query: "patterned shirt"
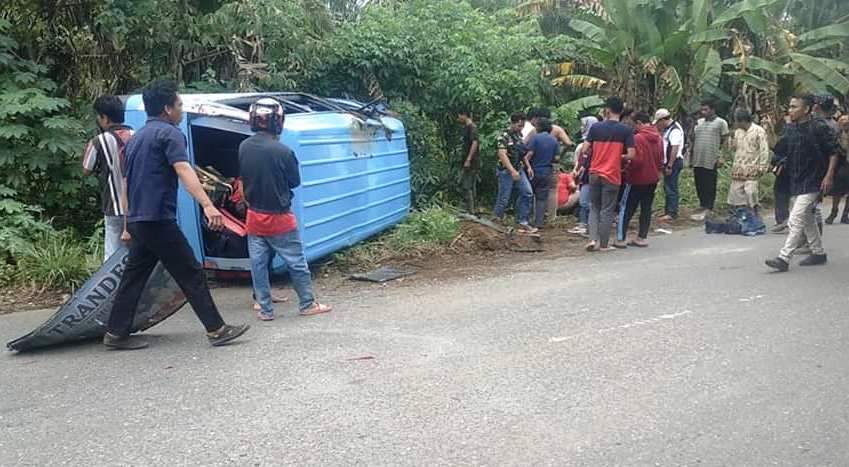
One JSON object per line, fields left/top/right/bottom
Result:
{"left": 496, "top": 128, "right": 527, "bottom": 169}
{"left": 692, "top": 117, "right": 729, "bottom": 169}
{"left": 774, "top": 118, "right": 841, "bottom": 196}
{"left": 730, "top": 123, "right": 770, "bottom": 181}
{"left": 82, "top": 125, "right": 134, "bottom": 216}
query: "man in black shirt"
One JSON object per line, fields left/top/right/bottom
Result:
{"left": 458, "top": 111, "right": 480, "bottom": 214}
{"left": 766, "top": 94, "right": 842, "bottom": 272}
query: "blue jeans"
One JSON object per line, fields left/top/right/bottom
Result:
{"left": 663, "top": 158, "right": 684, "bottom": 218}
{"left": 104, "top": 215, "right": 124, "bottom": 261}
{"left": 578, "top": 184, "right": 591, "bottom": 225}
{"left": 494, "top": 168, "right": 532, "bottom": 224}
{"left": 248, "top": 229, "right": 315, "bottom": 315}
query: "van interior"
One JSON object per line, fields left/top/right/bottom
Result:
{"left": 191, "top": 123, "right": 250, "bottom": 259}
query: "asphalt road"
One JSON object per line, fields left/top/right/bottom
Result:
{"left": 2, "top": 225, "right": 848, "bottom": 467}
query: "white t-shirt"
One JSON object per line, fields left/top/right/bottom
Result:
{"left": 663, "top": 124, "right": 685, "bottom": 164}
{"left": 522, "top": 121, "right": 535, "bottom": 140}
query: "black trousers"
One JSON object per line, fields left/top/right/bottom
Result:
{"left": 693, "top": 167, "right": 718, "bottom": 210}
{"left": 774, "top": 172, "right": 791, "bottom": 225}
{"left": 531, "top": 172, "right": 552, "bottom": 228}
{"left": 108, "top": 221, "right": 225, "bottom": 337}
{"left": 617, "top": 183, "right": 657, "bottom": 241}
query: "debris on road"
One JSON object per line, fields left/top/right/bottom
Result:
{"left": 350, "top": 266, "right": 416, "bottom": 283}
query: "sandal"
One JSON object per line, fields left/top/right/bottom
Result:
{"left": 256, "top": 311, "right": 275, "bottom": 321}
{"left": 585, "top": 242, "right": 598, "bottom": 252}
{"left": 208, "top": 323, "right": 250, "bottom": 347}
{"left": 299, "top": 303, "right": 333, "bottom": 317}
{"left": 628, "top": 239, "right": 649, "bottom": 248}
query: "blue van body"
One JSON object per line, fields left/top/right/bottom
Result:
{"left": 123, "top": 93, "right": 410, "bottom": 271}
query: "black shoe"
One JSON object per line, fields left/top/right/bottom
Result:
{"left": 841, "top": 216, "right": 849, "bottom": 225}
{"left": 799, "top": 254, "right": 827, "bottom": 267}
{"left": 765, "top": 257, "right": 789, "bottom": 272}
{"left": 825, "top": 215, "right": 836, "bottom": 225}
{"left": 103, "top": 333, "right": 149, "bottom": 350}
{"left": 208, "top": 323, "right": 250, "bottom": 347}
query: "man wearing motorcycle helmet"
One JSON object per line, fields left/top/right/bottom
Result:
{"left": 239, "top": 98, "right": 332, "bottom": 321}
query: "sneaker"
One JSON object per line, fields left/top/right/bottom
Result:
{"left": 103, "top": 333, "right": 149, "bottom": 351}
{"left": 771, "top": 222, "right": 788, "bottom": 234}
{"left": 765, "top": 257, "right": 789, "bottom": 272}
{"left": 841, "top": 216, "right": 849, "bottom": 225}
{"left": 826, "top": 215, "right": 836, "bottom": 225}
{"left": 799, "top": 254, "right": 827, "bottom": 266}
{"left": 208, "top": 323, "right": 250, "bottom": 347}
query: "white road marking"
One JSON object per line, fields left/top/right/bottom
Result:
{"left": 549, "top": 310, "right": 693, "bottom": 343}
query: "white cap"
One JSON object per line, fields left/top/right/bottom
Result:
{"left": 653, "top": 108, "right": 671, "bottom": 124}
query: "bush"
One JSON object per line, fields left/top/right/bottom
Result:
{"left": 334, "top": 206, "right": 460, "bottom": 268}
{"left": 13, "top": 230, "right": 98, "bottom": 291}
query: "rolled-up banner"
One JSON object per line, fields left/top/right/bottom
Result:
{"left": 6, "top": 247, "right": 186, "bottom": 352}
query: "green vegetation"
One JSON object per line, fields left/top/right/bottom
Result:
{"left": 333, "top": 206, "right": 460, "bottom": 268}
{"left": 1, "top": 0, "right": 847, "bottom": 290}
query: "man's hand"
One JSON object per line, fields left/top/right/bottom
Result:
{"left": 511, "top": 170, "right": 520, "bottom": 181}
{"left": 121, "top": 230, "right": 131, "bottom": 243}
{"left": 526, "top": 167, "right": 535, "bottom": 180}
{"left": 822, "top": 175, "right": 834, "bottom": 195}
{"left": 664, "top": 166, "right": 673, "bottom": 176}
{"left": 204, "top": 204, "right": 225, "bottom": 231}
{"left": 463, "top": 159, "right": 471, "bottom": 169}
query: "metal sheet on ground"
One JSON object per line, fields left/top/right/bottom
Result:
{"left": 6, "top": 247, "right": 186, "bottom": 352}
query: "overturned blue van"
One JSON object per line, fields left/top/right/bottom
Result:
{"left": 122, "top": 93, "right": 411, "bottom": 271}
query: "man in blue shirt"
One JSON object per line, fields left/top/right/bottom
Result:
{"left": 104, "top": 80, "right": 249, "bottom": 350}
{"left": 524, "top": 118, "right": 560, "bottom": 229}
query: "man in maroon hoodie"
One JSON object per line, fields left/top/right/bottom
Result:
{"left": 615, "top": 112, "right": 664, "bottom": 248}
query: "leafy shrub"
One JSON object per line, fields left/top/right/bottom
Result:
{"left": 0, "top": 200, "right": 52, "bottom": 262}
{"left": 13, "top": 230, "right": 98, "bottom": 291}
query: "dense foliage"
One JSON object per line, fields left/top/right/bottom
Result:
{"left": 1, "top": 0, "right": 847, "bottom": 289}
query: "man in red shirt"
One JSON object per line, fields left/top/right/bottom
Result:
{"left": 615, "top": 112, "right": 664, "bottom": 248}
{"left": 581, "top": 96, "right": 636, "bottom": 251}
{"left": 239, "top": 99, "right": 332, "bottom": 321}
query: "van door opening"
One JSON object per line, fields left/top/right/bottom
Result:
{"left": 189, "top": 117, "right": 252, "bottom": 266}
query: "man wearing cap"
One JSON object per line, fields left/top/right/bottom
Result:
{"left": 654, "top": 108, "right": 685, "bottom": 221}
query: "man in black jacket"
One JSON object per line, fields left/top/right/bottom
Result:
{"left": 239, "top": 98, "right": 332, "bottom": 321}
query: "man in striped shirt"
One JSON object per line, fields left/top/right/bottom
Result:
{"left": 82, "top": 96, "right": 134, "bottom": 261}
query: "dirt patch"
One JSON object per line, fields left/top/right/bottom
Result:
{"left": 0, "top": 287, "right": 67, "bottom": 315}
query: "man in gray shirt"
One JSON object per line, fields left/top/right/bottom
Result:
{"left": 690, "top": 100, "right": 729, "bottom": 220}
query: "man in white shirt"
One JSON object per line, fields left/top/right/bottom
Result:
{"left": 654, "top": 108, "right": 685, "bottom": 221}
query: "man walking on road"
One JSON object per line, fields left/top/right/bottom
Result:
{"left": 582, "top": 96, "right": 635, "bottom": 251}
{"left": 727, "top": 109, "right": 770, "bottom": 215}
{"left": 239, "top": 98, "right": 332, "bottom": 321}
{"left": 690, "top": 100, "right": 729, "bottom": 221}
{"left": 458, "top": 111, "right": 480, "bottom": 214}
{"left": 104, "top": 80, "right": 249, "bottom": 350}
{"left": 654, "top": 108, "right": 684, "bottom": 221}
{"left": 766, "top": 94, "right": 842, "bottom": 272}
{"left": 82, "top": 95, "right": 134, "bottom": 261}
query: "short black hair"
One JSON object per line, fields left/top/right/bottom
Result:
{"left": 93, "top": 95, "right": 125, "bottom": 123}
{"left": 792, "top": 93, "right": 815, "bottom": 112}
{"left": 142, "top": 79, "right": 180, "bottom": 117}
{"left": 527, "top": 107, "right": 552, "bottom": 120}
{"left": 459, "top": 110, "right": 472, "bottom": 118}
{"left": 621, "top": 108, "right": 634, "bottom": 119}
{"left": 700, "top": 99, "right": 717, "bottom": 109}
{"left": 633, "top": 111, "right": 652, "bottom": 124}
{"left": 816, "top": 94, "right": 836, "bottom": 113}
{"left": 604, "top": 96, "right": 624, "bottom": 114}
{"left": 734, "top": 108, "right": 753, "bottom": 123}
{"left": 536, "top": 117, "right": 553, "bottom": 133}
{"left": 510, "top": 111, "right": 526, "bottom": 123}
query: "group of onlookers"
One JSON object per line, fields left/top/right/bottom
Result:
{"left": 459, "top": 93, "right": 848, "bottom": 271}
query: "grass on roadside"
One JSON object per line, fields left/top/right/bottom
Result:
{"left": 333, "top": 206, "right": 460, "bottom": 269}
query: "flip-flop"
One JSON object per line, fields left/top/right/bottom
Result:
{"left": 300, "top": 303, "right": 333, "bottom": 317}
{"left": 585, "top": 242, "right": 598, "bottom": 252}
{"left": 628, "top": 240, "right": 649, "bottom": 248}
